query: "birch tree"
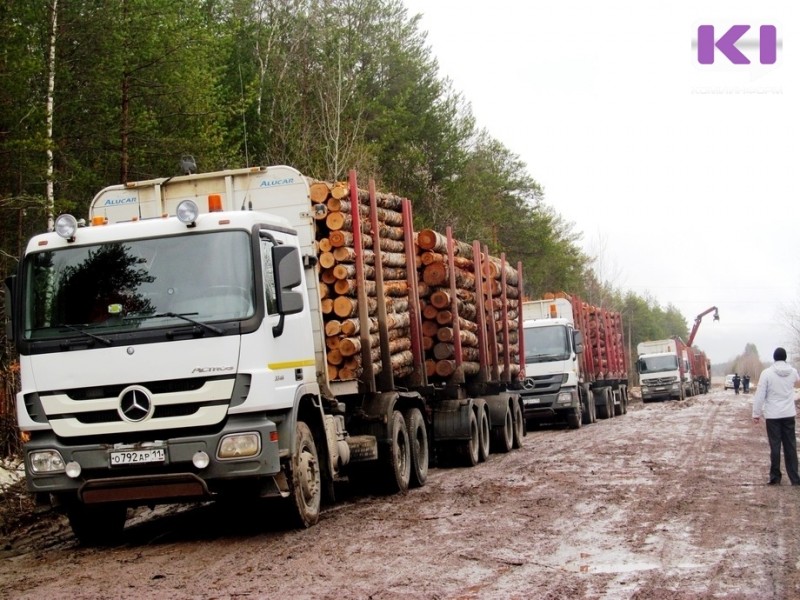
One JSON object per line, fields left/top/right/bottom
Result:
{"left": 45, "top": 0, "right": 58, "bottom": 231}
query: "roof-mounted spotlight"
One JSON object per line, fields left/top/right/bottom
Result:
{"left": 176, "top": 199, "right": 199, "bottom": 227}
{"left": 54, "top": 214, "right": 78, "bottom": 242}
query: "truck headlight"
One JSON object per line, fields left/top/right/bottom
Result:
{"left": 641, "top": 386, "right": 649, "bottom": 392}
{"left": 217, "top": 433, "right": 261, "bottom": 459}
{"left": 557, "top": 392, "right": 573, "bottom": 404}
{"left": 29, "top": 450, "right": 66, "bottom": 473}
{"left": 672, "top": 384, "right": 679, "bottom": 390}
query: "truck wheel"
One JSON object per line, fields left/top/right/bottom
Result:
{"left": 511, "top": 400, "right": 524, "bottom": 449}
{"left": 613, "top": 389, "right": 623, "bottom": 416}
{"left": 620, "top": 385, "right": 628, "bottom": 414}
{"left": 458, "top": 407, "right": 480, "bottom": 467}
{"left": 595, "top": 388, "right": 610, "bottom": 419}
{"left": 477, "top": 404, "right": 491, "bottom": 462}
{"left": 381, "top": 410, "right": 411, "bottom": 493}
{"left": 404, "top": 407, "right": 429, "bottom": 487}
{"left": 66, "top": 501, "right": 127, "bottom": 546}
{"left": 491, "top": 403, "right": 513, "bottom": 453}
{"left": 580, "top": 387, "right": 592, "bottom": 425}
{"left": 566, "top": 406, "right": 582, "bottom": 429}
{"left": 286, "top": 420, "right": 321, "bottom": 528}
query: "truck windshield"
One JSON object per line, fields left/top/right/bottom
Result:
{"left": 638, "top": 355, "right": 679, "bottom": 374}
{"left": 523, "top": 324, "right": 570, "bottom": 363}
{"left": 22, "top": 230, "right": 255, "bottom": 340}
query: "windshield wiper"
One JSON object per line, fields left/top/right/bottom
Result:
{"left": 526, "top": 353, "right": 565, "bottom": 362}
{"left": 125, "top": 311, "right": 223, "bottom": 335}
{"left": 58, "top": 324, "right": 113, "bottom": 347}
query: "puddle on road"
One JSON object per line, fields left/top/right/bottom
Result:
{"left": 583, "top": 559, "right": 704, "bottom": 574}
{"left": 585, "top": 561, "right": 659, "bottom": 573}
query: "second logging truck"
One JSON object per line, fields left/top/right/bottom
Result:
{"left": 520, "top": 294, "right": 629, "bottom": 429}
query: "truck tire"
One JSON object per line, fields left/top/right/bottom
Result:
{"left": 381, "top": 410, "right": 411, "bottom": 493}
{"left": 491, "top": 403, "right": 513, "bottom": 453}
{"left": 477, "top": 403, "right": 491, "bottom": 462}
{"left": 66, "top": 501, "right": 127, "bottom": 546}
{"left": 458, "top": 407, "right": 480, "bottom": 467}
{"left": 286, "top": 420, "right": 321, "bottom": 528}
{"left": 596, "top": 388, "right": 613, "bottom": 419}
{"left": 580, "top": 386, "right": 593, "bottom": 425}
{"left": 620, "top": 385, "right": 628, "bottom": 414}
{"left": 613, "top": 389, "right": 623, "bottom": 416}
{"left": 566, "top": 406, "right": 582, "bottom": 429}
{"left": 511, "top": 399, "right": 524, "bottom": 449}
{"left": 404, "top": 407, "right": 429, "bottom": 488}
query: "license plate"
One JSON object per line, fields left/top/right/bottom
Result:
{"left": 110, "top": 448, "right": 166, "bottom": 466}
{"left": 655, "top": 387, "right": 666, "bottom": 391}
{"left": 524, "top": 398, "right": 541, "bottom": 405}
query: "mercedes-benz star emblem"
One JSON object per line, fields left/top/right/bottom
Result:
{"left": 118, "top": 386, "right": 153, "bottom": 422}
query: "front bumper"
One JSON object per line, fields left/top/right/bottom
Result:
{"left": 23, "top": 413, "right": 282, "bottom": 504}
{"left": 641, "top": 385, "right": 680, "bottom": 400}
{"left": 521, "top": 390, "right": 577, "bottom": 421}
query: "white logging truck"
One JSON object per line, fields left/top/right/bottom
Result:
{"left": 4, "top": 165, "right": 528, "bottom": 544}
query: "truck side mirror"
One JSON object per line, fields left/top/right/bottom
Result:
{"left": 271, "top": 245, "right": 304, "bottom": 337}
{"left": 572, "top": 329, "right": 584, "bottom": 354}
{"left": 4, "top": 275, "right": 14, "bottom": 343}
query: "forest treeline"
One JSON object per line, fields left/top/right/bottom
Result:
{"left": 1, "top": 0, "right": 689, "bottom": 454}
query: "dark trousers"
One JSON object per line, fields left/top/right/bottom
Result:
{"left": 766, "top": 417, "right": 800, "bottom": 484}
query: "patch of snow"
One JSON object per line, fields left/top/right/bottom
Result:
{"left": 0, "top": 458, "right": 24, "bottom": 489}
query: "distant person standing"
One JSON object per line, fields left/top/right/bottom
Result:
{"left": 752, "top": 348, "right": 800, "bottom": 485}
{"left": 743, "top": 374, "right": 751, "bottom": 393}
{"left": 733, "top": 373, "right": 741, "bottom": 395}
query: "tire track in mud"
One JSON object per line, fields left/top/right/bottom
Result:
{"left": 605, "top": 392, "right": 800, "bottom": 599}
{"left": 610, "top": 397, "right": 729, "bottom": 593}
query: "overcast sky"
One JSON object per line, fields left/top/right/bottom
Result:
{"left": 402, "top": 0, "right": 799, "bottom": 364}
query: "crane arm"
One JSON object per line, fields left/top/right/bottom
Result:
{"left": 687, "top": 306, "right": 719, "bottom": 347}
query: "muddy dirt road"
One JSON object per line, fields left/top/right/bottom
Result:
{"left": 2, "top": 387, "right": 799, "bottom": 599}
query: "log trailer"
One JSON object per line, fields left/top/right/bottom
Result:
{"left": 4, "top": 165, "right": 527, "bottom": 544}
{"left": 520, "top": 294, "right": 629, "bottom": 429}
{"left": 687, "top": 346, "right": 712, "bottom": 395}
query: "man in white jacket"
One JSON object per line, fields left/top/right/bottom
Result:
{"left": 752, "top": 347, "right": 800, "bottom": 485}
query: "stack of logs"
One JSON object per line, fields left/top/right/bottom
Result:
{"left": 583, "top": 302, "right": 623, "bottom": 375}
{"left": 310, "top": 177, "right": 523, "bottom": 384}
{"left": 416, "top": 229, "right": 521, "bottom": 380}
{"left": 309, "top": 179, "right": 415, "bottom": 382}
